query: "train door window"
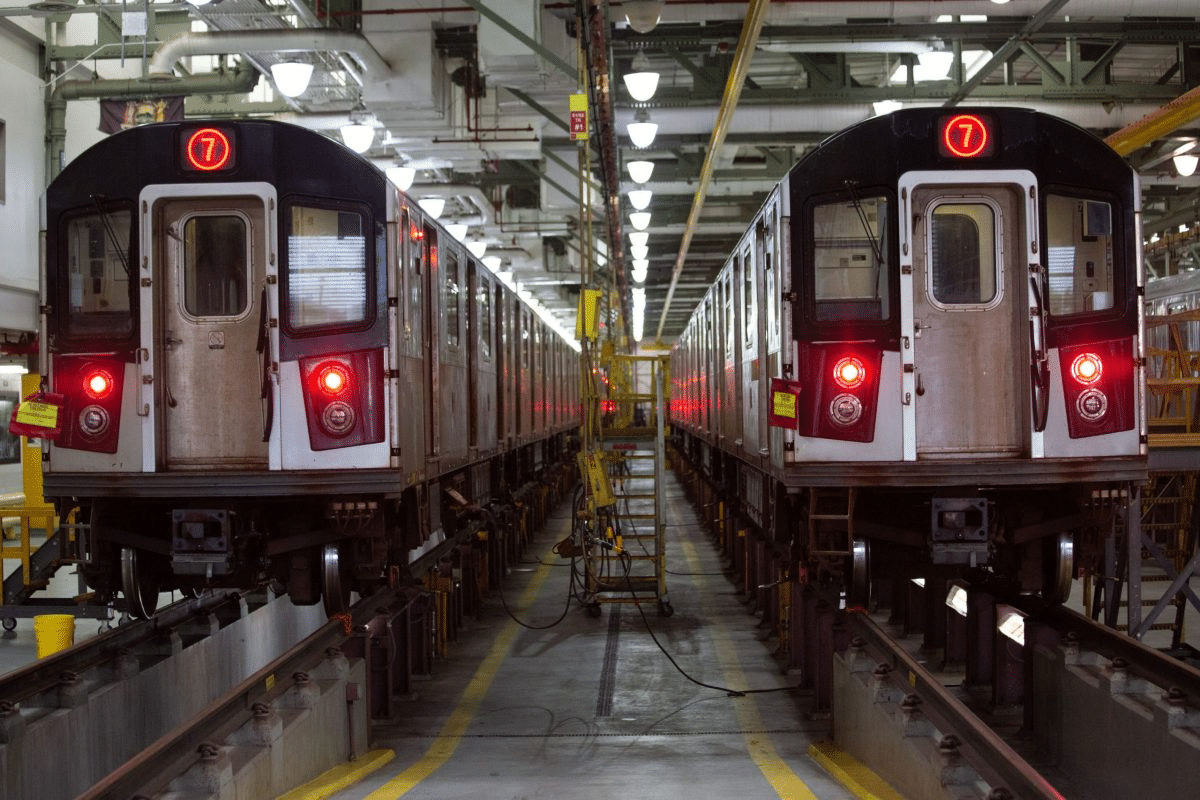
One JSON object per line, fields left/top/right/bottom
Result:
{"left": 812, "top": 195, "right": 890, "bottom": 320}
{"left": 445, "top": 250, "right": 461, "bottom": 349}
{"left": 408, "top": 216, "right": 423, "bottom": 340}
{"left": 1046, "top": 195, "right": 1115, "bottom": 316}
{"left": 928, "top": 202, "right": 999, "bottom": 308}
{"left": 723, "top": 273, "right": 733, "bottom": 360}
{"left": 182, "top": 215, "right": 248, "bottom": 317}
{"left": 286, "top": 204, "right": 368, "bottom": 330}
{"left": 64, "top": 205, "right": 134, "bottom": 339}
{"left": 478, "top": 275, "right": 492, "bottom": 360}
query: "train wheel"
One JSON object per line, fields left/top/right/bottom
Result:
{"left": 1042, "top": 531, "right": 1074, "bottom": 604}
{"left": 847, "top": 538, "right": 871, "bottom": 608}
{"left": 120, "top": 547, "right": 162, "bottom": 619}
{"left": 322, "top": 542, "right": 353, "bottom": 616}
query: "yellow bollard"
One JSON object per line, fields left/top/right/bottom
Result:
{"left": 33, "top": 614, "right": 75, "bottom": 657}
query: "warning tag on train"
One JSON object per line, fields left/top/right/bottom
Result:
{"left": 8, "top": 391, "right": 65, "bottom": 440}
{"left": 569, "top": 94, "right": 589, "bottom": 141}
{"left": 768, "top": 378, "right": 803, "bottom": 429}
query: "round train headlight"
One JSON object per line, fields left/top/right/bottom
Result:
{"left": 1076, "top": 388, "right": 1108, "bottom": 422}
{"left": 321, "top": 401, "right": 356, "bottom": 436}
{"left": 828, "top": 393, "right": 863, "bottom": 427}
{"left": 79, "top": 405, "right": 111, "bottom": 437}
{"left": 315, "top": 362, "right": 351, "bottom": 398}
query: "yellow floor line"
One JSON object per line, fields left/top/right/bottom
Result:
{"left": 808, "top": 741, "right": 912, "bottom": 800}
{"left": 678, "top": 537, "right": 820, "bottom": 800}
{"left": 275, "top": 749, "right": 396, "bottom": 800}
{"left": 363, "top": 547, "right": 557, "bottom": 799}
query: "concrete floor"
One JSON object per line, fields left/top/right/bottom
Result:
{"left": 327, "top": 475, "right": 858, "bottom": 800}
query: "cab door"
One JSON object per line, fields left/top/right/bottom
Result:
{"left": 909, "top": 184, "right": 1028, "bottom": 458}
{"left": 153, "top": 194, "right": 269, "bottom": 469}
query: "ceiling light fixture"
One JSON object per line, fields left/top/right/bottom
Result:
{"left": 482, "top": 255, "right": 502, "bottom": 272}
{"left": 446, "top": 223, "right": 468, "bottom": 242}
{"left": 627, "top": 110, "right": 658, "bottom": 148}
{"left": 629, "top": 244, "right": 649, "bottom": 260}
{"left": 1174, "top": 153, "right": 1199, "bottom": 177}
{"left": 418, "top": 197, "right": 445, "bottom": 220}
{"left": 628, "top": 231, "right": 649, "bottom": 247}
{"left": 467, "top": 240, "right": 488, "bottom": 258}
{"left": 628, "top": 189, "right": 653, "bottom": 211}
{"left": 626, "top": 160, "right": 655, "bottom": 184}
{"left": 340, "top": 100, "right": 375, "bottom": 153}
{"left": 623, "top": 0, "right": 662, "bottom": 34}
{"left": 270, "top": 61, "right": 313, "bottom": 98}
{"left": 629, "top": 211, "right": 651, "bottom": 230}
{"left": 623, "top": 51, "right": 660, "bottom": 102}
{"left": 386, "top": 165, "right": 416, "bottom": 191}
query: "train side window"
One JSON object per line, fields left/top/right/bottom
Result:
{"left": 478, "top": 276, "right": 492, "bottom": 360}
{"left": 812, "top": 196, "right": 890, "bottom": 321}
{"left": 445, "top": 250, "right": 461, "bottom": 348}
{"left": 1046, "top": 194, "right": 1114, "bottom": 316}
{"left": 929, "top": 203, "right": 997, "bottom": 306}
{"left": 64, "top": 206, "right": 134, "bottom": 339}
{"left": 286, "top": 204, "right": 367, "bottom": 329}
{"left": 183, "top": 215, "right": 247, "bottom": 317}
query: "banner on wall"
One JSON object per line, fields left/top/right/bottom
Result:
{"left": 99, "top": 97, "right": 185, "bottom": 134}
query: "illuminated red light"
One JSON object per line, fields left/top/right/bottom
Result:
{"left": 833, "top": 356, "right": 866, "bottom": 389}
{"left": 316, "top": 363, "right": 351, "bottom": 397}
{"left": 184, "top": 128, "right": 233, "bottom": 171}
{"left": 1070, "top": 353, "right": 1103, "bottom": 385}
{"left": 83, "top": 369, "right": 114, "bottom": 399}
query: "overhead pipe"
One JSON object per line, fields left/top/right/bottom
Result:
{"left": 147, "top": 29, "right": 392, "bottom": 82}
{"left": 46, "top": 64, "right": 260, "bottom": 179}
{"left": 1105, "top": 84, "right": 1200, "bottom": 157}
{"left": 655, "top": 0, "right": 770, "bottom": 342}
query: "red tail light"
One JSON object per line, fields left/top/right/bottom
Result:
{"left": 833, "top": 356, "right": 866, "bottom": 389}
{"left": 1069, "top": 352, "right": 1102, "bottom": 385}
{"left": 1059, "top": 340, "right": 1134, "bottom": 438}
{"left": 299, "top": 351, "right": 385, "bottom": 450}
{"left": 84, "top": 369, "right": 115, "bottom": 399}
{"left": 315, "top": 362, "right": 351, "bottom": 397}
{"left": 797, "top": 345, "right": 883, "bottom": 443}
{"left": 53, "top": 355, "right": 125, "bottom": 453}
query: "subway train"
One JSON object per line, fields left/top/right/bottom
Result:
{"left": 670, "top": 107, "right": 1147, "bottom": 606}
{"left": 35, "top": 120, "right": 580, "bottom": 617}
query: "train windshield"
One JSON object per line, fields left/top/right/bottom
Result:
{"left": 285, "top": 204, "right": 368, "bottom": 329}
{"left": 812, "top": 195, "right": 891, "bottom": 321}
{"left": 64, "top": 206, "right": 134, "bottom": 340}
{"left": 929, "top": 203, "right": 998, "bottom": 306}
{"left": 1046, "top": 194, "right": 1115, "bottom": 316}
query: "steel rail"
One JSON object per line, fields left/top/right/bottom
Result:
{"left": 1009, "top": 595, "right": 1200, "bottom": 703}
{"left": 78, "top": 587, "right": 397, "bottom": 800}
{"left": 844, "top": 609, "right": 1064, "bottom": 800}
{"left": 0, "top": 589, "right": 245, "bottom": 707}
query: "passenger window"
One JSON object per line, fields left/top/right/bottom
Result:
{"left": 445, "top": 251, "right": 461, "bottom": 348}
{"left": 1046, "top": 195, "right": 1115, "bottom": 316}
{"left": 478, "top": 277, "right": 492, "bottom": 359}
{"left": 812, "top": 196, "right": 890, "bottom": 320}
{"left": 286, "top": 204, "right": 367, "bottom": 330}
{"left": 65, "top": 206, "right": 133, "bottom": 339}
{"left": 929, "top": 203, "right": 997, "bottom": 306}
{"left": 183, "top": 214, "right": 247, "bottom": 317}
{"left": 743, "top": 249, "right": 755, "bottom": 343}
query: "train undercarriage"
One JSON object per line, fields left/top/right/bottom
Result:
{"left": 670, "top": 433, "right": 1145, "bottom": 614}
{"left": 57, "top": 435, "right": 578, "bottom": 618}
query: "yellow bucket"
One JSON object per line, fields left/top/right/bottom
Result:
{"left": 33, "top": 614, "right": 76, "bottom": 658}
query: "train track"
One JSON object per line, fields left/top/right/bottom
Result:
{"left": 75, "top": 587, "right": 394, "bottom": 800}
{"left": 834, "top": 590, "right": 1200, "bottom": 799}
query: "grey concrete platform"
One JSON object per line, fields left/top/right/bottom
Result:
{"left": 327, "top": 474, "right": 857, "bottom": 800}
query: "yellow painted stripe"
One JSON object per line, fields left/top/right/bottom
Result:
{"left": 678, "top": 538, "right": 819, "bottom": 800}
{"left": 808, "top": 741, "right": 911, "bottom": 800}
{"left": 275, "top": 749, "right": 396, "bottom": 800}
{"left": 363, "top": 549, "right": 557, "bottom": 799}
